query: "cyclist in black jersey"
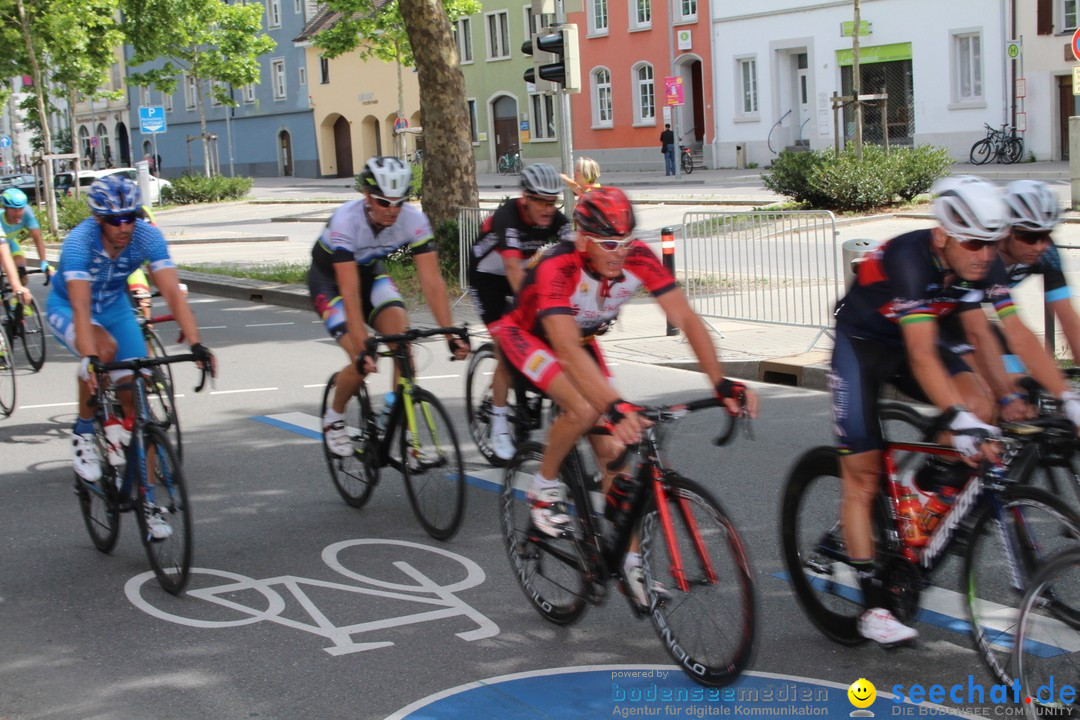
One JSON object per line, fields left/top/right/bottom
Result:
{"left": 468, "top": 163, "right": 570, "bottom": 460}
{"left": 830, "top": 176, "right": 1015, "bottom": 646}
{"left": 311, "top": 157, "right": 469, "bottom": 458}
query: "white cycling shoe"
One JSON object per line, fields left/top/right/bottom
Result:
{"left": 858, "top": 607, "right": 918, "bottom": 645}
{"left": 529, "top": 482, "right": 571, "bottom": 537}
{"left": 491, "top": 430, "right": 515, "bottom": 461}
{"left": 72, "top": 432, "right": 102, "bottom": 483}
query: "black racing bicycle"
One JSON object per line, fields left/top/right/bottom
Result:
{"left": 969, "top": 123, "right": 1024, "bottom": 165}
{"left": 321, "top": 326, "right": 469, "bottom": 540}
{"left": 1, "top": 266, "right": 48, "bottom": 371}
{"left": 501, "top": 396, "right": 756, "bottom": 687}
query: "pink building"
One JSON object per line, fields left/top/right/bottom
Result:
{"left": 568, "top": 0, "right": 712, "bottom": 171}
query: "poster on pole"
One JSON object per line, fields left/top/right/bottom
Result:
{"left": 665, "top": 76, "right": 684, "bottom": 106}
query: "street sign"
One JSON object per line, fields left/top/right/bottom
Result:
{"left": 1016, "top": 112, "right": 1027, "bottom": 133}
{"left": 0, "top": 135, "right": 10, "bottom": 149}
{"left": 393, "top": 116, "right": 408, "bottom": 132}
{"left": 1016, "top": 78, "right": 1026, "bottom": 98}
{"left": 1073, "top": 67, "right": 1080, "bottom": 95}
{"left": 1073, "top": 28, "right": 1080, "bottom": 62}
{"left": 138, "top": 105, "right": 167, "bottom": 135}
{"left": 89, "top": 136, "right": 98, "bottom": 147}
{"left": 1006, "top": 39, "right": 1022, "bottom": 60}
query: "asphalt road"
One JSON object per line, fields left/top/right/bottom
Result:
{"left": 0, "top": 288, "right": 1037, "bottom": 720}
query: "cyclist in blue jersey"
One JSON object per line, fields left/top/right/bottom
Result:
{"left": 1, "top": 188, "right": 51, "bottom": 278}
{"left": 47, "top": 176, "right": 214, "bottom": 536}
{"left": 310, "top": 156, "right": 469, "bottom": 458}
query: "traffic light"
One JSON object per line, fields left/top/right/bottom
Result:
{"left": 522, "top": 24, "right": 580, "bottom": 93}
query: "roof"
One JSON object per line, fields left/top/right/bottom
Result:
{"left": 294, "top": 0, "right": 394, "bottom": 43}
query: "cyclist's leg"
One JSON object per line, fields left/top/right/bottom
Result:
{"left": 311, "top": 271, "right": 367, "bottom": 456}
{"left": 469, "top": 273, "right": 515, "bottom": 453}
{"left": 367, "top": 265, "right": 408, "bottom": 387}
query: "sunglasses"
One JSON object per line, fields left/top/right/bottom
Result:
{"left": 954, "top": 237, "right": 998, "bottom": 252}
{"left": 527, "top": 193, "right": 559, "bottom": 207}
{"left": 586, "top": 235, "right": 634, "bottom": 251}
{"left": 1014, "top": 231, "right": 1052, "bottom": 245}
{"left": 371, "top": 195, "right": 407, "bottom": 208}
{"left": 103, "top": 213, "right": 138, "bottom": 226}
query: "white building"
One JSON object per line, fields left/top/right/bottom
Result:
{"left": 1014, "top": 0, "right": 1077, "bottom": 160}
{"left": 711, "top": 0, "right": 1015, "bottom": 167}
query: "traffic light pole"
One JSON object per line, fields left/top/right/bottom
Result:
{"left": 556, "top": 0, "right": 574, "bottom": 210}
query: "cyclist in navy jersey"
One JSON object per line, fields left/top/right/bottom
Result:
{"left": 490, "top": 186, "right": 758, "bottom": 607}
{"left": 468, "top": 163, "right": 571, "bottom": 459}
{"left": 47, "top": 176, "right": 214, "bottom": 537}
{"left": 311, "top": 156, "right": 469, "bottom": 458}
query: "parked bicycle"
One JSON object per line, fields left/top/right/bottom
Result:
{"left": 501, "top": 396, "right": 756, "bottom": 687}
{"left": 497, "top": 148, "right": 522, "bottom": 175}
{"left": 320, "top": 325, "right": 470, "bottom": 540}
{"left": 74, "top": 352, "right": 209, "bottom": 594}
{"left": 969, "top": 123, "right": 1024, "bottom": 165}
{"left": 680, "top": 145, "right": 694, "bottom": 175}
{"left": 782, "top": 411, "right": 1080, "bottom": 684}
{"left": 1, "top": 265, "right": 48, "bottom": 371}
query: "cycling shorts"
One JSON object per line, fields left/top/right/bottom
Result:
{"left": 830, "top": 330, "right": 971, "bottom": 454}
{"left": 489, "top": 317, "right": 612, "bottom": 395}
{"left": 469, "top": 271, "right": 514, "bottom": 327}
{"left": 46, "top": 295, "right": 145, "bottom": 377}
{"left": 308, "top": 261, "right": 405, "bottom": 339}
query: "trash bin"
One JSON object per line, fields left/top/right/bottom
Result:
{"left": 842, "top": 238, "right": 882, "bottom": 292}
{"left": 735, "top": 144, "right": 747, "bottom": 170}
{"left": 135, "top": 160, "right": 152, "bottom": 207}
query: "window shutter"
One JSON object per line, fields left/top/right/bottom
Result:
{"left": 1038, "top": 0, "right": 1053, "bottom": 35}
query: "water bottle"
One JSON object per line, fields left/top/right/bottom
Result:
{"left": 375, "top": 391, "right": 396, "bottom": 433}
{"left": 899, "top": 492, "right": 927, "bottom": 547}
{"left": 919, "top": 489, "right": 957, "bottom": 535}
{"left": 604, "top": 473, "right": 635, "bottom": 524}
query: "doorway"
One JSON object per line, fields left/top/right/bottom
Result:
{"left": 116, "top": 122, "right": 131, "bottom": 167}
{"left": 796, "top": 53, "right": 810, "bottom": 146}
{"left": 279, "top": 130, "right": 293, "bottom": 176}
{"left": 1058, "top": 75, "right": 1074, "bottom": 160}
{"left": 333, "top": 116, "right": 353, "bottom": 178}
{"left": 492, "top": 95, "right": 519, "bottom": 168}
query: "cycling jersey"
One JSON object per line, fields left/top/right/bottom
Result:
{"left": 310, "top": 199, "right": 434, "bottom": 272}
{"left": 2, "top": 206, "right": 39, "bottom": 255}
{"left": 50, "top": 218, "right": 174, "bottom": 313}
{"left": 469, "top": 198, "right": 571, "bottom": 277}
{"left": 991, "top": 243, "right": 1068, "bottom": 302}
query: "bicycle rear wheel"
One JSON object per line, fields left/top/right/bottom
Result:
{"left": 17, "top": 296, "right": 45, "bottom": 371}
{"left": 76, "top": 420, "right": 121, "bottom": 552}
{"left": 640, "top": 473, "right": 756, "bottom": 687}
{"left": 0, "top": 330, "right": 14, "bottom": 417}
{"left": 964, "top": 485, "right": 1080, "bottom": 685}
{"left": 135, "top": 425, "right": 192, "bottom": 595}
{"left": 501, "top": 442, "right": 591, "bottom": 624}
{"left": 1013, "top": 548, "right": 1080, "bottom": 716}
{"left": 400, "top": 387, "right": 465, "bottom": 540}
{"left": 1005, "top": 137, "right": 1025, "bottom": 164}
{"left": 320, "top": 372, "right": 378, "bottom": 508}
{"left": 465, "top": 343, "right": 509, "bottom": 467}
{"left": 144, "top": 327, "right": 182, "bottom": 459}
{"left": 970, "top": 138, "right": 994, "bottom": 165}
{"left": 681, "top": 151, "right": 693, "bottom": 175}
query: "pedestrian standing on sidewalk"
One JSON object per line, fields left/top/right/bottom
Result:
{"left": 660, "top": 124, "right": 675, "bottom": 176}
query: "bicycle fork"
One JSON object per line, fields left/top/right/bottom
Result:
{"left": 652, "top": 470, "right": 718, "bottom": 593}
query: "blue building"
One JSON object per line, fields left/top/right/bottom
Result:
{"left": 125, "top": 0, "right": 319, "bottom": 178}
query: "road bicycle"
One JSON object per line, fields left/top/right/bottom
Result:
{"left": 74, "top": 352, "right": 208, "bottom": 594}
{"left": 320, "top": 326, "right": 470, "bottom": 540}
{"left": 781, "top": 411, "right": 1080, "bottom": 684}
{"left": 680, "top": 145, "right": 694, "bottom": 175}
{"left": 497, "top": 149, "right": 522, "bottom": 175}
{"left": 501, "top": 396, "right": 756, "bottom": 687}
{"left": 465, "top": 340, "right": 554, "bottom": 467}
{"left": 0, "top": 311, "right": 14, "bottom": 417}
{"left": 1, "top": 266, "right": 48, "bottom": 371}
{"left": 134, "top": 289, "right": 186, "bottom": 458}
{"left": 969, "top": 123, "right": 1024, "bottom": 165}
{"left": 1012, "top": 546, "right": 1080, "bottom": 716}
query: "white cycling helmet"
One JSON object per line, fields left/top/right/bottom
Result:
{"left": 931, "top": 176, "right": 1010, "bottom": 243}
{"left": 520, "top": 163, "right": 563, "bottom": 196}
{"left": 1004, "top": 179, "right": 1060, "bottom": 232}
{"left": 358, "top": 156, "right": 412, "bottom": 199}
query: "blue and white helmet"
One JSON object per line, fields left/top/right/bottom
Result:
{"left": 1, "top": 188, "right": 28, "bottom": 209}
{"left": 87, "top": 175, "right": 142, "bottom": 216}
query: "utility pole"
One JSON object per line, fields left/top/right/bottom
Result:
{"left": 852, "top": 0, "right": 863, "bottom": 160}
{"left": 667, "top": 0, "right": 680, "bottom": 178}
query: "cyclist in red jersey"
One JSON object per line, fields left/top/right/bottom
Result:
{"left": 489, "top": 186, "right": 758, "bottom": 607}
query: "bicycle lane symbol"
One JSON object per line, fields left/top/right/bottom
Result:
{"left": 124, "top": 539, "right": 500, "bottom": 656}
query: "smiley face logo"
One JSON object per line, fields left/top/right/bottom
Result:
{"left": 848, "top": 678, "right": 876, "bottom": 709}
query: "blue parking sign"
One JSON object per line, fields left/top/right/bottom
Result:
{"left": 139, "top": 106, "right": 167, "bottom": 134}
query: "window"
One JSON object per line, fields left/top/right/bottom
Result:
{"left": 530, "top": 93, "right": 556, "bottom": 140}
{"left": 298, "top": 65, "right": 306, "bottom": 86}
{"left": 486, "top": 11, "right": 510, "bottom": 60}
{"left": 185, "top": 74, "right": 197, "bottom": 110}
{"left": 293, "top": 0, "right": 302, "bottom": 15}
{"left": 242, "top": 83, "right": 256, "bottom": 103}
{"left": 140, "top": 86, "right": 150, "bottom": 106}
{"left": 111, "top": 62, "right": 121, "bottom": 90}
{"left": 633, "top": 63, "right": 655, "bottom": 124}
{"left": 592, "top": 68, "right": 613, "bottom": 127}
{"left": 210, "top": 80, "right": 222, "bottom": 107}
{"left": 268, "top": 0, "right": 281, "bottom": 28}
{"left": 676, "top": 0, "right": 697, "bottom": 21}
{"left": 319, "top": 56, "right": 330, "bottom": 84}
{"left": 1066, "top": 0, "right": 1078, "bottom": 30}
{"left": 454, "top": 18, "right": 473, "bottom": 64}
{"left": 738, "top": 57, "right": 758, "bottom": 114}
{"left": 589, "top": 0, "right": 608, "bottom": 33}
{"left": 467, "top": 98, "right": 479, "bottom": 143}
{"left": 164, "top": 89, "right": 173, "bottom": 112}
{"left": 953, "top": 31, "right": 982, "bottom": 103}
{"left": 271, "top": 58, "right": 287, "bottom": 99}
{"left": 631, "top": 0, "right": 651, "bottom": 29}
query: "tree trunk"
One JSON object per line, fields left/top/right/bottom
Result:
{"left": 398, "top": 0, "right": 477, "bottom": 227}
{"left": 16, "top": 0, "right": 58, "bottom": 236}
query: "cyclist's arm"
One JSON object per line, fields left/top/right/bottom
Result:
{"left": 0, "top": 242, "right": 27, "bottom": 300}
{"left": 332, "top": 259, "right": 368, "bottom": 357}
{"left": 999, "top": 312, "right": 1068, "bottom": 397}
{"left": 543, "top": 313, "right": 621, "bottom": 413}
{"left": 901, "top": 320, "right": 966, "bottom": 410}
{"left": 414, "top": 250, "right": 467, "bottom": 358}
{"left": 503, "top": 252, "right": 525, "bottom": 294}
{"left": 150, "top": 266, "right": 201, "bottom": 346}
{"left": 67, "top": 278, "right": 98, "bottom": 358}
{"left": 27, "top": 227, "right": 49, "bottom": 273}
{"left": 957, "top": 309, "right": 1017, "bottom": 403}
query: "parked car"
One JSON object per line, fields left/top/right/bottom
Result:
{"left": 0, "top": 173, "right": 46, "bottom": 203}
{"left": 54, "top": 168, "right": 172, "bottom": 204}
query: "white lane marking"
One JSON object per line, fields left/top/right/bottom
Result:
{"left": 303, "top": 383, "right": 327, "bottom": 389}
{"left": 245, "top": 322, "right": 295, "bottom": 328}
{"left": 418, "top": 374, "right": 458, "bottom": 381}
{"left": 209, "top": 387, "right": 278, "bottom": 395}
{"left": 20, "top": 401, "right": 78, "bottom": 409}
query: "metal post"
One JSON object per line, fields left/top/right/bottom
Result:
{"left": 556, "top": 0, "right": 574, "bottom": 211}
{"left": 668, "top": 0, "right": 680, "bottom": 178}
{"left": 852, "top": 0, "right": 863, "bottom": 160}
{"left": 661, "top": 227, "right": 679, "bottom": 336}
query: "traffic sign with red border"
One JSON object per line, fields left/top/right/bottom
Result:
{"left": 1072, "top": 27, "right": 1080, "bottom": 61}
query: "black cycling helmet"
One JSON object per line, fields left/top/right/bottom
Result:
{"left": 573, "top": 186, "right": 636, "bottom": 237}
{"left": 520, "top": 163, "right": 562, "bottom": 196}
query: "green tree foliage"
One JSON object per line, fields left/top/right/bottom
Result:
{"left": 122, "top": 0, "right": 275, "bottom": 176}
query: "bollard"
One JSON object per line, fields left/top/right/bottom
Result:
{"left": 661, "top": 227, "right": 679, "bottom": 336}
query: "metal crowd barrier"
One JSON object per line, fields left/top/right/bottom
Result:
{"left": 680, "top": 210, "right": 841, "bottom": 351}
{"left": 457, "top": 207, "right": 490, "bottom": 291}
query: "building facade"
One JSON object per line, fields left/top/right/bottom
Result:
{"left": 1014, "top": 0, "right": 1078, "bottom": 160}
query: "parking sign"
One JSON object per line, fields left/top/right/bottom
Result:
{"left": 139, "top": 106, "right": 167, "bottom": 134}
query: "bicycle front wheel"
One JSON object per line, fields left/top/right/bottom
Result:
{"left": 681, "top": 151, "right": 693, "bottom": 174}
{"left": 18, "top": 295, "right": 46, "bottom": 371}
{"left": 1005, "top": 137, "right": 1025, "bottom": 164}
{"left": 135, "top": 425, "right": 192, "bottom": 595}
{"left": 640, "top": 473, "right": 756, "bottom": 687}
{"left": 970, "top": 138, "right": 994, "bottom": 165}
{"left": 0, "top": 330, "right": 14, "bottom": 417}
{"left": 77, "top": 420, "right": 121, "bottom": 552}
{"left": 465, "top": 343, "right": 508, "bottom": 467}
{"left": 321, "top": 372, "right": 378, "bottom": 508}
{"left": 400, "top": 387, "right": 466, "bottom": 540}
{"left": 1013, "top": 548, "right": 1080, "bottom": 716}
{"left": 964, "top": 485, "right": 1080, "bottom": 685}
{"left": 144, "top": 327, "right": 182, "bottom": 459}
{"left": 500, "top": 442, "right": 591, "bottom": 624}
